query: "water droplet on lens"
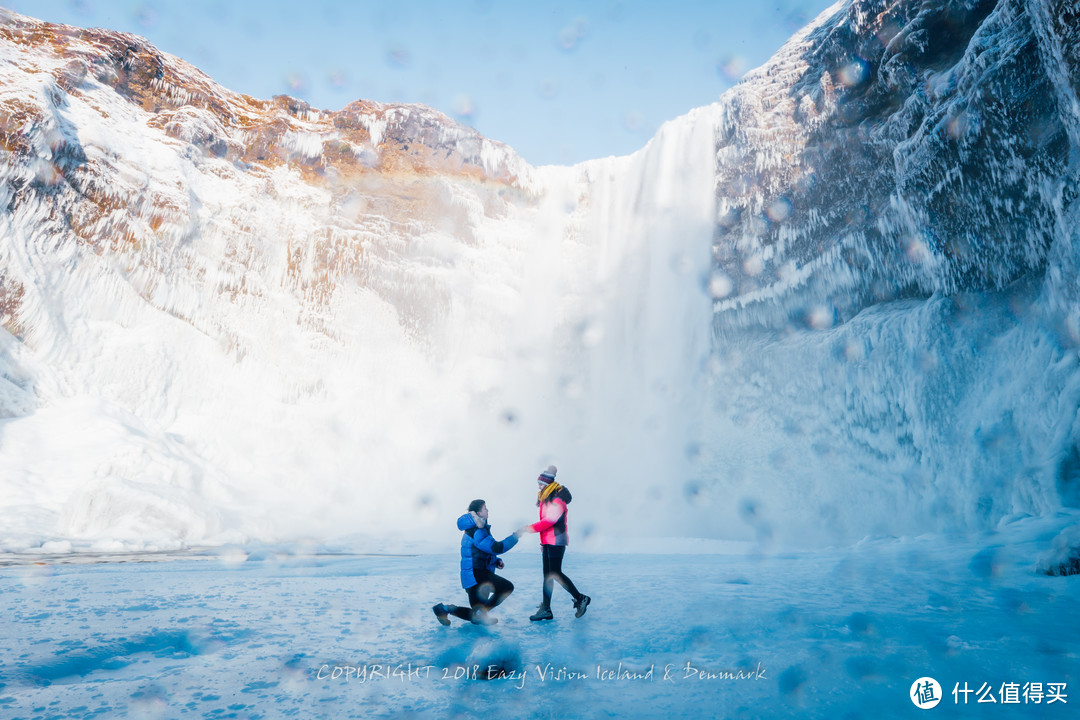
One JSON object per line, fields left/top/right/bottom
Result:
{"left": 707, "top": 271, "right": 733, "bottom": 299}
{"left": 765, "top": 197, "right": 793, "bottom": 223}
{"left": 837, "top": 58, "right": 868, "bottom": 87}
{"left": 806, "top": 306, "right": 835, "bottom": 330}
{"left": 386, "top": 45, "right": 412, "bottom": 68}
{"left": 717, "top": 54, "right": 747, "bottom": 82}
{"left": 738, "top": 498, "right": 758, "bottom": 522}
{"left": 557, "top": 18, "right": 589, "bottom": 51}
{"left": 742, "top": 255, "right": 764, "bottom": 277}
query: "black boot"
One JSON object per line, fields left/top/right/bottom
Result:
{"left": 573, "top": 595, "right": 591, "bottom": 618}
{"left": 432, "top": 603, "right": 451, "bottom": 626}
{"left": 529, "top": 604, "right": 554, "bottom": 621}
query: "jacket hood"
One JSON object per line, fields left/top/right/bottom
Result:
{"left": 556, "top": 487, "right": 572, "bottom": 504}
{"left": 457, "top": 513, "right": 476, "bottom": 531}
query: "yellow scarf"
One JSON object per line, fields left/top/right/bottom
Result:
{"left": 538, "top": 481, "right": 563, "bottom": 505}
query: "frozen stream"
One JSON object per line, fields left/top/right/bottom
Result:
{"left": 1, "top": 515, "right": 1077, "bottom": 719}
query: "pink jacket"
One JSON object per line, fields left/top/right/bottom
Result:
{"left": 530, "top": 497, "right": 569, "bottom": 546}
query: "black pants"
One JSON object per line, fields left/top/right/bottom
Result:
{"left": 450, "top": 571, "right": 514, "bottom": 621}
{"left": 541, "top": 544, "right": 581, "bottom": 607}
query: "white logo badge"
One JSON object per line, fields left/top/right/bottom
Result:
{"left": 911, "top": 677, "right": 943, "bottom": 709}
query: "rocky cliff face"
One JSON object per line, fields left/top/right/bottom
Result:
{"left": 710, "top": 0, "right": 1077, "bottom": 331}
{"left": 0, "top": 8, "right": 533, "bottom": 350}
{"left": 0, "top": 8, "right": 549, "bottom": 546}
{"left": 698, "top": 0, "right": 1080, "bottom": 542}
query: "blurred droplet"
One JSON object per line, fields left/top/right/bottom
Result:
{"left": 876, "top": 21, "right": 902, "bottom": 46}
{"left": 996, "top": 587, "right": 1030, "bottom": 615}
{"left": 68, "top": 0, "right": 94, "bottom": 16}
{"left": 969, "top": 547, "right": 1000, "bottom": 578}
{"left": 706, "top": 271, "right": 733, "bottom": 300}
{"left": 453, "top": 95, "right": 476, "bottom": 122}
{"left": 245, "top": 549, "right": 279, "bottom": 564}
{"left": 846, "top": 612, "right": 876, "bottom": 636}
{"left": 779, "top": 664, "right": 807, "bottom": 697}
{"left": 917, "top": 349, "right": 939, "bottom": 373}
{"left": 845, "top": 204, "right": 869, "bottom": 226}
{"left": 500, "top": 409, "right": 517, "bottom": 426}
{"left": 557, "top": 17, "right": 589, "bottom": 51}
{"left": 717, "top": 55, "right": 747, "bottom": 82}
{"left": 133, "top": 5, "right": 158, "bottom": 29}
{"left": 468, "top": 640, "right": 523, "bottom": 679}
{"left": 34, "top": 160, "right": 63, "bottom": 187}
{"left": 623, "top": 111, "right": 643, "bottom": 132}
{"left": 742, "top": 255, "right": 764, "bottom": 277}
{"left": 843, "top": 339, "right": 865, "bottom": 362}
{"left": 580, "top": 319, "right": 603, "bottom": 347}
{"left": 18, "top": 563, "right": 54, "bottom": 586}
{"left": 756, "top": 521, "right": 773, "bottom": 544}
{"left": 748, "top": 212, "right": 768, "bottom": 236}
{"left": 386, "top": 45, "right": 412, "bottom": 68}
{"left": 704, "top": 354, "right": 721, "bottom": 377}
{"left": 738, "top": 498, "right": 758, "bottom": 523}
{"left": 765, "top": 197, "right": 793, "bottom": 223}
{"left": 902, "top": 235, "right": 928, "bottom": 263}
{"left": 946, "top": 112, "right": 970, "bottom": 139}
{"left": 670, "top": 253, "right": 694, "bottom": 275}
{"left": 559, "top": 375, "right": 583, "bottom": 399}
{"left": 837, "top": 59, "right": 869, "bottom": 87}
{"left": 806, "top": 305, "right": 834, "bottom": 330}
{"left": 129, "top": 684, "right": 169, "bottom": 719}
{"left": 216, "top": 546, "right": 248, "bottom": 567}
{"left": 684, "top": 480, "right": 709, "bottom": 507}
{"left": 685, "top": 442, "right": 702, "bottom": 461}
{"left": 355, "top": 145, "right": 379, "bottom": 167}
{"left": 285, "top": 72, "right": 308, "bottom": 95}
{"left": 328, "top": 69, "right": 348, "bottom": 89}
{"left": 693, "top": 30, "right": 712, "bottom": 51}
{"left": 1063, "top": 313, "right": 1080, "bottom": 347}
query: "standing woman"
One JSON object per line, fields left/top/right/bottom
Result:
{"left": 517, "top": 465, "right": 590, "bottom": 621}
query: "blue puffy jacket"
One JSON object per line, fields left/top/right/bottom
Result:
{"left": 458, "top": 513, "right": 518, "bottom": 589}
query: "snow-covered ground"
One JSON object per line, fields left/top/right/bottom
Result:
{"left": 1, "top": 514, "right": 1077, "bottom": 719}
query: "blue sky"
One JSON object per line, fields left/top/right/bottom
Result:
{"left": 7, "top": 0, "right": 838, "bottom": 166}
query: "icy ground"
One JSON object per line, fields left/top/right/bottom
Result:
{"left": 1, "top": 516, "right": 1077, "bottom": 720}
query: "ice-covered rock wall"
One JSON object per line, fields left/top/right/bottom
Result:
{"left": 694, "top": 0, "right": 1080, "bottom": 543}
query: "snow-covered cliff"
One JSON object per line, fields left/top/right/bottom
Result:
{"left": 1, "top": 0, "right": 1077, "bottom": 551}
